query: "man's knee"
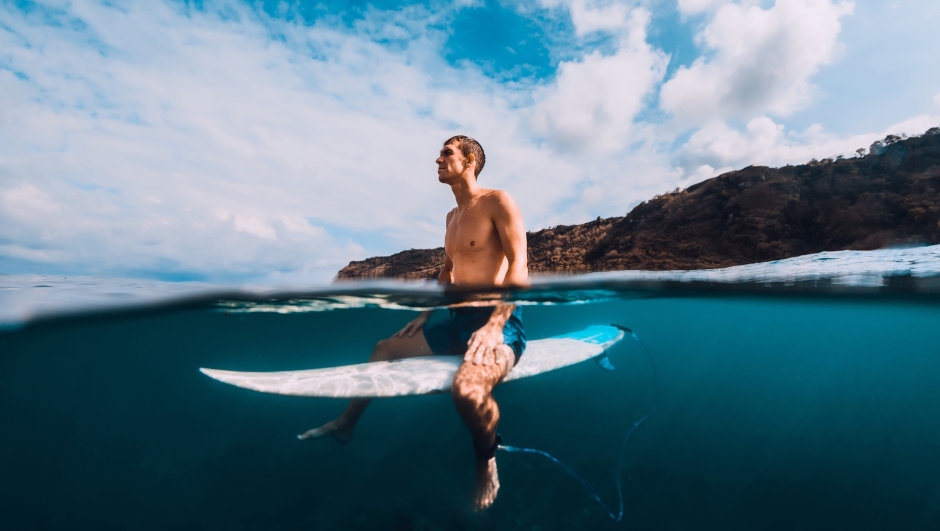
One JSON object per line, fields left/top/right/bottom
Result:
{"left": 370, "top": 339, "right": 392, "bottom": 361}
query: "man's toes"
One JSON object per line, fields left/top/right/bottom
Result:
{"left": 476, "top": 486, "right": 498, "bottom": 510}
{"left": 298, "top": 427, "right": 317, "bottom": 439}
{"left": 474, "top": 467, "right": 499, "bottom": 510}
{"left": 298, "top": 421, "right": 342, "bottom": 441}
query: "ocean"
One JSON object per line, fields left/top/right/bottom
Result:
{"left": 2, "top": 246, "right": 940, "bottom": 530}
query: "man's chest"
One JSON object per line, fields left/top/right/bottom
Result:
{"left": 445, "top": 209, "right": 500, "bottom": 256}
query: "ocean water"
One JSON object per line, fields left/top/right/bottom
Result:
{"left": 3, "top": 247, "right": 940, "bottom": 530}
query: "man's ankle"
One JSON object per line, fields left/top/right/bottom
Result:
{"left": 474, "top": 433, "right": 501, "bottom": 461}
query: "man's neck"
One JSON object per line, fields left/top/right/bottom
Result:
{"left": 450, "top": 174, "right": 481, "bottom": 209}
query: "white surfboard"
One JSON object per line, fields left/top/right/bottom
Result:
{"left": 200, "top": 325, "right": 624, "bottom": 398}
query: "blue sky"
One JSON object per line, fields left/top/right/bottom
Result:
{"left": 1, "top": 0, "right": 938, "bottom": 283}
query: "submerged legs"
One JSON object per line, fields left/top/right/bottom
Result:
{"left": 298, "top": 331, "right": 433, "bottom": 442}
{"left": 299, "top": 329, "right": 514, "bottom": 511}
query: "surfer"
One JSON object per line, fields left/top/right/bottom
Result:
{"left": 300, "top": 135, "right": 528, "bottom": 510}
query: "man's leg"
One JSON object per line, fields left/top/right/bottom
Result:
{"left": 298, "top": 329, "right": 433, "bottom": 442}
{"left": 451, "top": 344, "right": 515, "bottom": 511}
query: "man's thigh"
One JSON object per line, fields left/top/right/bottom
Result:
{"left": 375, "top": 328, "right": 433, "bottom": 360}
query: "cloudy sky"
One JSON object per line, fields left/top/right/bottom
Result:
{"left": 1, "top": 0, "right": 938, "bottom": 283}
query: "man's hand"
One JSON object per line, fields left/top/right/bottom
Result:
{"left": 465, "top": 323, "right": 504, "bottom": 365}
{"left": 394, "top": 311, "right": 432, "bottom": 338}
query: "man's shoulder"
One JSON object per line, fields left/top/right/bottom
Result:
{"left": 479, "top": 189, "right": 521, "bottom": 221}
{"left": 480, "top": 188, "right": 516, "bottom": 206}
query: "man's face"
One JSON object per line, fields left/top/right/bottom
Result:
{"left": 436, "top": 142, "right": 470, "bottom": 183}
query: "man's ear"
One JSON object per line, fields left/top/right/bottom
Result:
{"left": 466, "top": 153, "right": 475, "bottom": 168}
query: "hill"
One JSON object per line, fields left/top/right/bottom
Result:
{"left": 337, "top": 128, "right": 940, "bottom": 279}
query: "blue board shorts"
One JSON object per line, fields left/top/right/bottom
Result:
{"left": 423, "top": 306, "right": 526, "bottom": 365}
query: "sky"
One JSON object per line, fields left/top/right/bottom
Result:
{"left": 1, "top": 0, "right": 938, "bottom": 283}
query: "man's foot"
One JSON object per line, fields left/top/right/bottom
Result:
{"left": 474, "top": 457, "right": 500, "bottom": 511}
{"left": 297, "top": 419, "right": 354, "bottom": 443}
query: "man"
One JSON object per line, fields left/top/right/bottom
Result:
{"left": 300, "top": 135, "right": 528, "bottom": 510}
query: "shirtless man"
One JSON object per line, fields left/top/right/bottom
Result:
{"left": 300, "top": 135, "right": 528, "bottom": 510}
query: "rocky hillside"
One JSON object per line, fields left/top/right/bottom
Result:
{"left": 337, "top": 129, "right": 940, "bottom": 279}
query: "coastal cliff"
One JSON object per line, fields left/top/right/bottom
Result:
{"left": 337, "top": 129, "right": 940, "bottom": 279}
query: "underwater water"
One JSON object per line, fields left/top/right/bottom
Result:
{"left": 3, "top": 247, "right": 940, "bottom": 530}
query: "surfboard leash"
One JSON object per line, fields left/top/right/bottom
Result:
{"left": 497, "top": 325, "right": 658, "bottom": 522}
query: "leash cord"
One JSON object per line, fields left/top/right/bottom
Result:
{"left": 497, "top": 325, "right": 658, "bottom": 522}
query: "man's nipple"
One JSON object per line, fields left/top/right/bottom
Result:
{"left": 470, "top": 241, "right": 475, "bottom": 247}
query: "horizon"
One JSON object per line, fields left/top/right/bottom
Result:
{"left": 2, "top": 0, "right": 939, "bottom": 283}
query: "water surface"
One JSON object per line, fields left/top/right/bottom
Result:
{"left": 2, "top": 246, "right": 940, "bottom": 530}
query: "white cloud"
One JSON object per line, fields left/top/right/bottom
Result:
{"left": 677, "top": 0, "right": 734, "bottom": 15}
{"left": 661, "top": 0, "right": 854, "bottom": 125}
{"left": 214, "top": 211, "right": 278, "bottom": 241}
{"left": 530, "top": 8, "right": 668, "bottom": 153}
{"left": 676, "top": 114, "right": 940, "bottom": 182}
{"left": 2, "top": 183, "right": 60, "bottom": 222}
{"left": 0, "top": 244, "right": 61, "bottom": 263}
{"left": 541, "top": 0, "right": 655, "bottom": 36}
{"left": 567, "top": 0, "right": 631, "bottom": 36}
{"left": 281, "top": 216, "right": 326, "bottom": 238}
{"left": 1, "top": 1, "right": 456, "bottom": 280}
{"left": 0, "top": 0, "right": 676, "bottom": 281}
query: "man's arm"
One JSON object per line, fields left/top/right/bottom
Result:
{"left": 439, "top": 254, "right": 454, "bottom": 284}
{"left": 465, "top": 191, "right": 528, "bottom": 364}
{"left": 491, "top": 190, "right": 528, "bottom": 287}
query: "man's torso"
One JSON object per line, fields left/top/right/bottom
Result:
{"left": 444, "top": 191, "right": 508, "bottom": 285}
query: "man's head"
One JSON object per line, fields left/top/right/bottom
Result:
{"left": 437, "top": 135, "right": 485, "bottom": 183}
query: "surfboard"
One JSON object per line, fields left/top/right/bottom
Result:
{"left": 200, "top": 324, "right": 624, "bottom": 398}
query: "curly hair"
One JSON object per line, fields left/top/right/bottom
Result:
{"left": 444, "top": 135, "right": 485, "bottom": 178}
